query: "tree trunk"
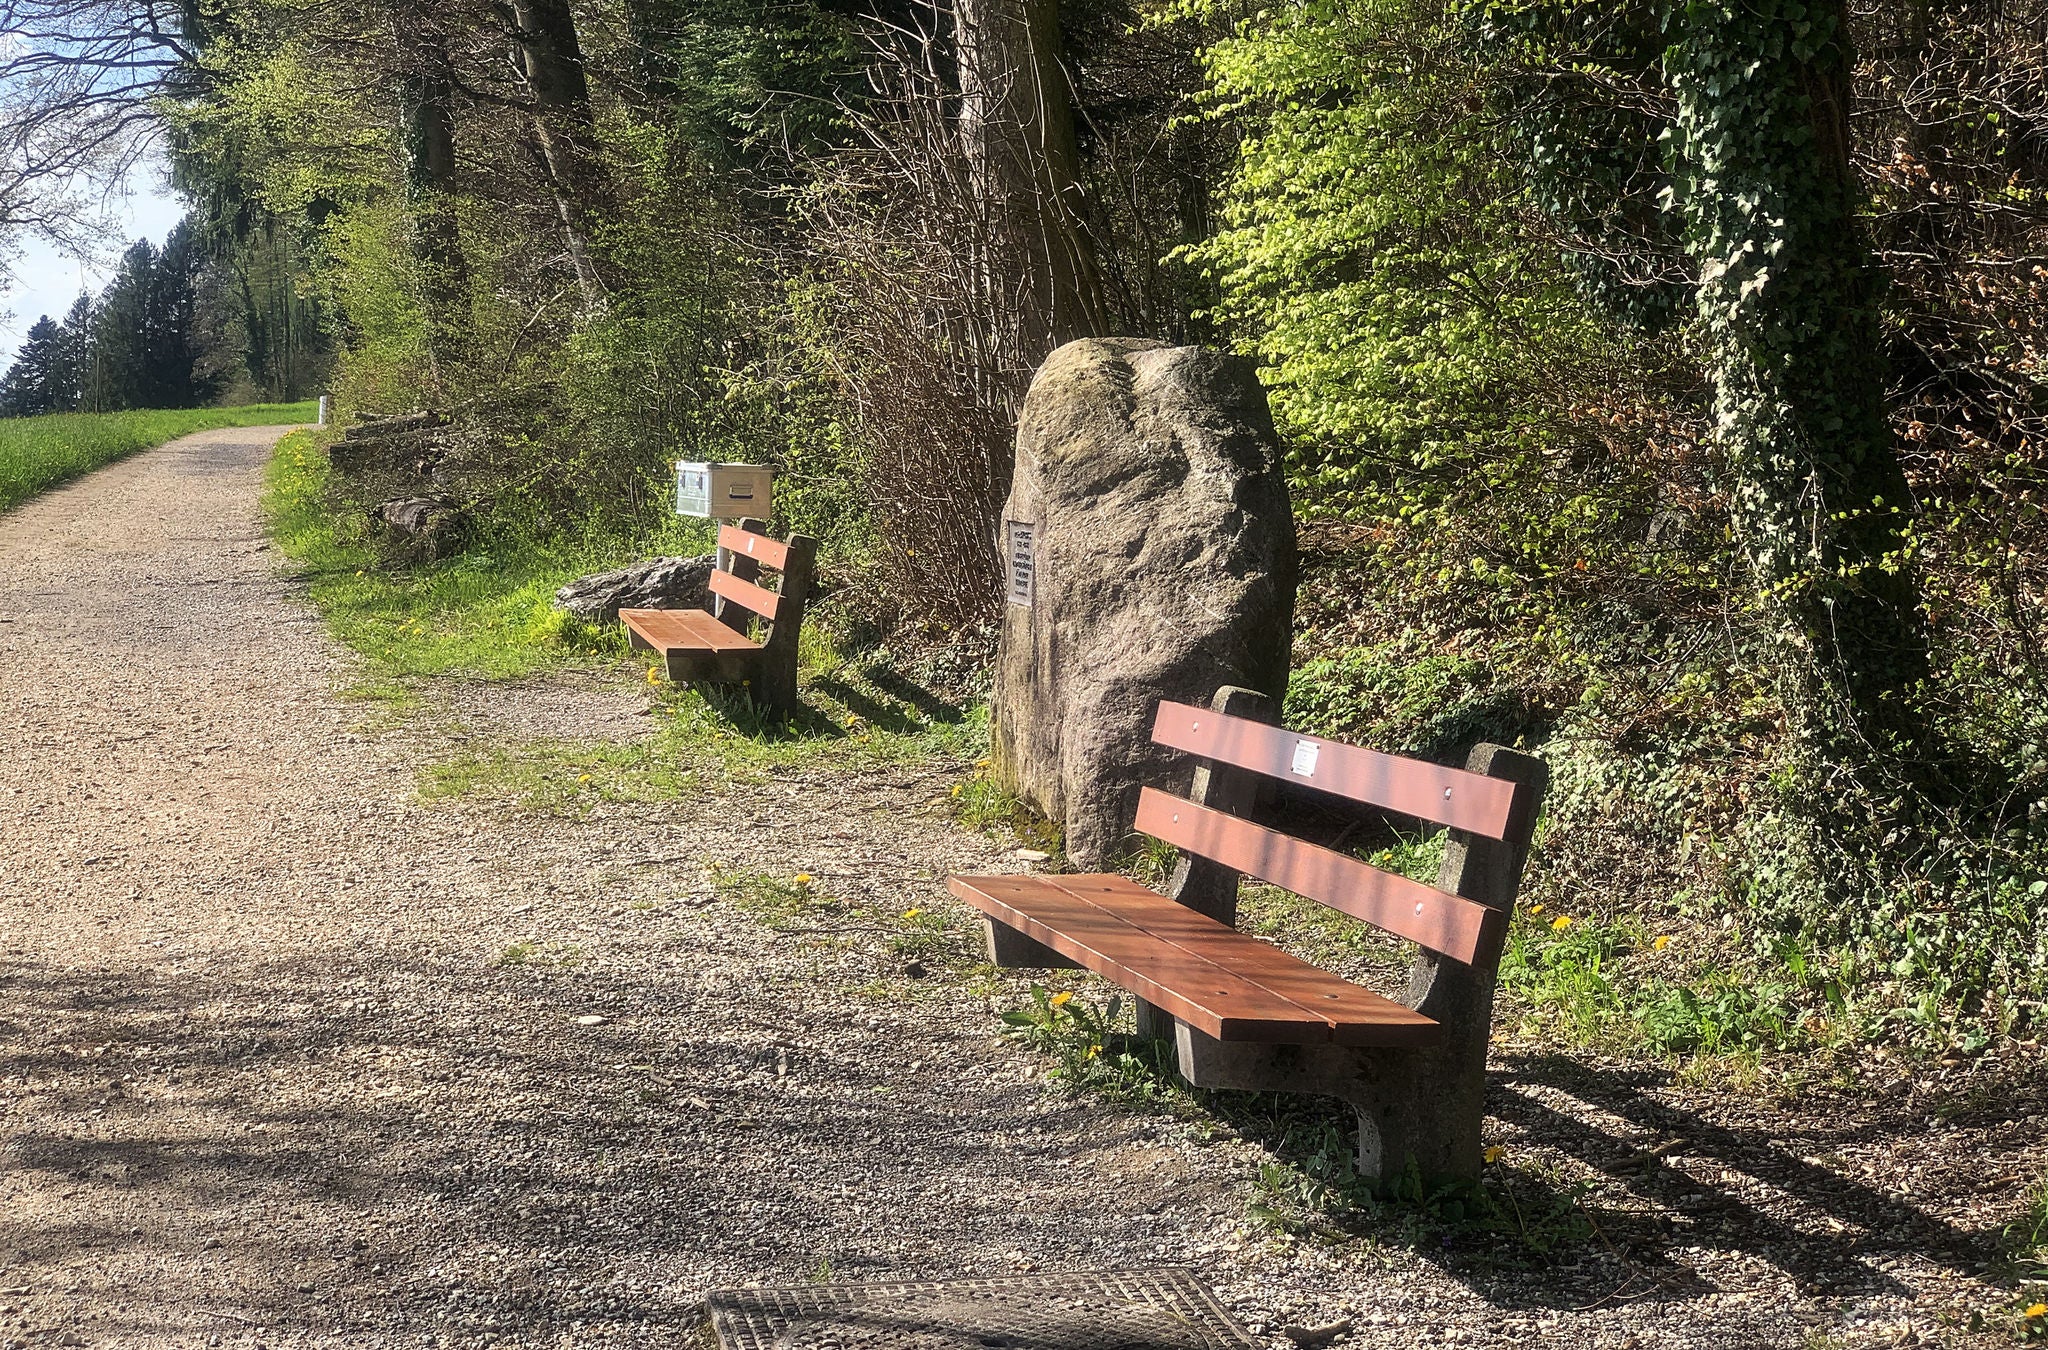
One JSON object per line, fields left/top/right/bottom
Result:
{"left": 508, "top": 0, "right": 608, "bottom": 308}
{"left": 395, "top": 23, "right": 469, "bottom": 391}
{"left": 1666, "top": 0, "right": 1936, "bottom": 862}
{"left": 955, "top": 0, "right": 1108, "bottom": 367}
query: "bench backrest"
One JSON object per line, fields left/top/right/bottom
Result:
{"left": 1142, "top": 699, "right": 1543, "bottom": 971}
{"left": 710, "top": 521, "right": 817, "bottom": 649}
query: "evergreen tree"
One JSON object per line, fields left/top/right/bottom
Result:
{"left": 85, "top": 241, "right": 159, "bottom": 410}
{"left": 81, "top": 226, "right": 218, "bottom": 411}
{"left": 52, "top": 294, "right": 91, "bottom": 410}
{"left": 0, "top": 317, "right": 70, "bottom": 416}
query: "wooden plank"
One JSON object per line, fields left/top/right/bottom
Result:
{"left": 717, "top": 523, "right": 791, "bottom": 572}
{"left": 1035, "top": 875, "right": 1439, "bottom": 1047}
{"left": 1150, "top": 700, "right": 1519, "bottom": 839}
{"left": 619, "top": 607, "right": 760, "bottom": 654}
{"left": 708, "top": 567, "right": 785, "bottom": 623}
{"left": 950, "top": 874, "right": 1332, "bottom": 1043}
{"left": 1134, "top": 788, "right": 1501, "bottom": 965}
{"left": 948, "top": 873, "right": 1439, "bottom": 1046}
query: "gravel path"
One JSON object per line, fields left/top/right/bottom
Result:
{"left": 0, "top": 427, "right": 2037, "bottom": 1350}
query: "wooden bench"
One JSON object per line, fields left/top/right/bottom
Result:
{"left": 949, "top": 686, "right": 1546, "bottom": 1184}
{"left": 621, "top": 519, "right": 817, "bottom": 717}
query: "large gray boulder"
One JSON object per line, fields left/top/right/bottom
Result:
{"left": 554, "top": 555, "right": 716, "bottom": 625}
{"left": 992, "top": 338, "right": 1296, "bottom": 867}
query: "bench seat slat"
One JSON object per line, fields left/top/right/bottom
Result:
{"left": 1151, "top": 700, "right": 1519, "bottom": 839}
{"left": 948, "top": 873, "right": 1441, "bottom": 1047}
{"left": 1134, "top": 788, "right": 1503, "bottom": 966}
{"left": 708, "top": 567, "right": 786, "bottom": 623}
{"left": 1036, "top": 875, "right": 1444, "bottom": 1047}
{"left": 717, "top": 523, "right": 792, "bottom": 571}
{"left": 619, "top": 606, "right": 761, "bottom": 654}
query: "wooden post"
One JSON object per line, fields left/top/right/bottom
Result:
{"left": 1163, "top": 685, "right": 1276, "bottom": 924}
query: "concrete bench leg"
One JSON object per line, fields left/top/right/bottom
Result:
{"left": 1170, "top": 1022, "right": 1483, "bottom": 1186}
{"left": 981, "top": 916, "right": 1082, "bottom": 970}
{"left": 1134, "top": 996, "right": 1174, "bottom": 1042}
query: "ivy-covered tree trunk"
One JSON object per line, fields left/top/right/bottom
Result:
{"left": 1665, "top": 0, "right": 1932, "bottom": 793}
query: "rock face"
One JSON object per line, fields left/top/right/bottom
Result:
{"left": 993, "top": 338, "right": 1296, "bottom": 867}
{"left": 553, "top": 555, "right": 716, "bottom": 625}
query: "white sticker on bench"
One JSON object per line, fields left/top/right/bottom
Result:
{"left": 1290, "top": 739, "right": 1320, "bottom": 777}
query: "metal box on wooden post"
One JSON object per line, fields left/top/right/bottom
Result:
{"left": 675, "top": 462, "right": 773, "bottom": 520}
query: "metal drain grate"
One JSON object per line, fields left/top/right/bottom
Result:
{"left": 705, "top": 1267, "right": 1258, "bottom": 1350}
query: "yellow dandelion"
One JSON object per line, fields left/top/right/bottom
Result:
{"left": 950, "top": 783, "right": 963, "bottom": 797}
{"left": 1048, "top": 991, "right": 1074, "bottom": 1009}
{"left": 1528, "top": 903, "right": 1545, "bottom": 915}
{"left": 1483, "top": 1145, "right": 1505, "bottom": 1165}
{"left": 1086, "top": 1044, "right": 1101, "bottom": 1059}
{"left": 578, "top": 774, "right": 592, "bottom": 785}
{"left": 793, "top": 873, "right": 814, "bottom": 886}
{"left": 647, "top": 667, "right": 663, "bottom": 684}
{"left": 2025, "top": 1303, "right": 2047, "bottom": 1319}
{"left": 901, "top": 908, "right": 923, "bottom": 920}
{"left": 1551, "top": 915, "right": 1573, "bottom": 931}
{"left": 1653, "top": 934, "right": 1673, "bottom": 951}
{"left": 974, "top": 757, "right": 991, "bottom": 769}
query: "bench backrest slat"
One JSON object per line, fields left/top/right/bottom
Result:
{"left": 1134, "top": 787, "right": 1503, "bottom": 965}
{"left": 717, "top": 523, "right": 793, "bottom": 572}
{"left": 1151, "top": 700, "right": 1519, "bottom": 840}
{"left": 708, "top": 566, "right": 785, "bottom": 623}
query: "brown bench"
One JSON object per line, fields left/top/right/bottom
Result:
{"left": 949, "top": 686, "right": 1546, "bottom": 1184}
{"left": 622, "top": 520, "right": 817, "bottom": 717}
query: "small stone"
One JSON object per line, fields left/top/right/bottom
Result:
{"left": 902, "top": 960, "right": 928, "bottom": 979}
{"left": 1009, "top": 849, "right": 1051, "bottom": 864}
{"left": 1281, "top": 1321, "right": 1352, "bottom": 1348}
{"left": 574, "top": 1015, "right": 608, "bottom": 1026}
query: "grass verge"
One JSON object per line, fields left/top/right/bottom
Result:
{"left": 0, "top": 403, "right": 318, "bottom": 515}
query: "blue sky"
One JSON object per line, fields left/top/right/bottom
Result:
{"left": 0, "top": 164, "right": 186, "bottom": 369}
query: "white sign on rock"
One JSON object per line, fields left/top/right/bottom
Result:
{"left": 1005, "top": 520, "right": 1037, "bottom": 606}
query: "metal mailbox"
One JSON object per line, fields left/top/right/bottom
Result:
{"left": 675, "top": 461, "right": 773, "bottom": 520}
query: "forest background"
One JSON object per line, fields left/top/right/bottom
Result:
{"left": 0, "top": 0, "right": 2043, "bottom": 1059}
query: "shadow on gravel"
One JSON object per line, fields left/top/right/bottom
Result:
{"left": 1132, "top": 1045, "right": 2021, "bottom": 1314}
{"left": 1487, "top": 1053, "right": 2015, "bottom": 1303}
{"left": 0, "top": 950, "right": 1136, "bottom": 1341}
{"left": 6, "top": 947, "right": 2027, "bottom": 1337}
